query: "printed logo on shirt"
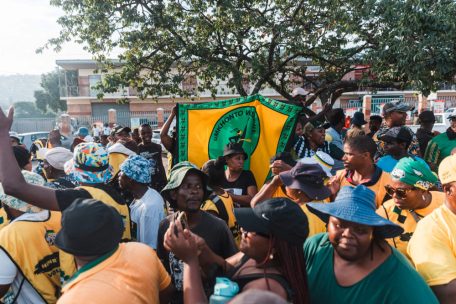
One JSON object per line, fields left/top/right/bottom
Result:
{"left": 34, "top": 252, "right": 59, "bottom": 275}
{"left": 45, "top": 230, "right": 56, "bottom": 246}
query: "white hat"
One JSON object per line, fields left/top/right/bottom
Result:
{"left": 291, "top": 87, "right": 308, "bottom": 98}
{"left": 45, "top": 147, "right": 74, "bottom": 171}
{"left": 298, "top": 151, "right": 334, "bottom": 177}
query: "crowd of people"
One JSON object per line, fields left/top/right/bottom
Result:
{"left": 1, "top": 96, "right": 456, "bottom": 304}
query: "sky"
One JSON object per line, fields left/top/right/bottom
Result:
{"left": 0, "top": 0, "right": 92, "bottom": 75}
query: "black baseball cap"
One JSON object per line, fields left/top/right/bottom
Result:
{"left": 378, "top": 126, "right": 412, "bottom": 144}
{"left": 235, "top": 198, "right": 309, "bottom": 246}
{"left": 55, "top": 198, "right": 124, "bottom": 256}
{"left": 115, "top": 126, "right": 131, "bottom": 134}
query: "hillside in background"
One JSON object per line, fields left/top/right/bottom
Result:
{"left": 0, "top": 74, "right": 41, "bottom": 107}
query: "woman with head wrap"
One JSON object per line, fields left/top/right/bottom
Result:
{"left": 376, "top": 157, "right": 443, "bottom": 258}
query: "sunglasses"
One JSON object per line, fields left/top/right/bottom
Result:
{"left": 385, "top": 185, "right": 415, "bottom": 199}
{"left": 241, "top": 230, "right": 270, "bottom": 239}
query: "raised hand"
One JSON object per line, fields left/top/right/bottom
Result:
{"left": 164, "top": 220, "right": 199, "bottom": 263}
{"left": 0, "top": 107, "right": 14, "bottom": 133}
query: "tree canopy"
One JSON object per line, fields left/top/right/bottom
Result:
{"left": 34, "top": 70, "right": 66, "bottom": 113}
{"left": 42, "top": 0, "right": 456, "bottom": 105}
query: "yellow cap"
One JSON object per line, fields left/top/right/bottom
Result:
{"left": 439, "top": 155, "right": 456, "bottom": 184}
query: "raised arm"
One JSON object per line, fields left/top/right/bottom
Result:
{"left": 160, "top": 106, "right": 176, "bottom": 151}
{"left": 251, "top": 175, "right": 282, "bottom": 207}
{"left": 0, "top": 108, "right": 60, "bottom": 211}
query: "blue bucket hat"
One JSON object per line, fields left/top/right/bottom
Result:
{"left": 120, "top": 155, "right": 153, "bottom": 184}
{"left": 306, "top": 185, "right": 403, "bottom": 238}
{"left": 77, "top": 127, "right": 89, "bottom": 137}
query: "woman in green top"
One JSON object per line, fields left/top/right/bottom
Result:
{"left": 304, "top": 185, "right": 439, "bottom": 304}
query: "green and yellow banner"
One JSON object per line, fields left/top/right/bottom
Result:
{"left": 177, "top": 94, "right": 301, "bottom": 185}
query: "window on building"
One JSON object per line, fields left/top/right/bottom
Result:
{"left": 182, "top": 75, "right": 198, "bottom": 94}
{"left": 89, "top": 75, "right": 102, "bottom": 97}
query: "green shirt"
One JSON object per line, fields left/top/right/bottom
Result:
{"left": 424, "top": 132, "right": 456, "bottom": 168}
{"left": 303, "top": 233, "right": 438, "bottom": 304}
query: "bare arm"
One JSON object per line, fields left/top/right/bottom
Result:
{"left": 183, "top": 259, "right": 207, "bottom": 304}
{"left": 251, "top": 175, "right": 282, "bottom": 207}
{"left": 160, "top": 106, "right": 176, "bottom": 151}
{"left": 0, "top": 108, "right": 60, "bottom": 211}
{"left": 230, "top": 185, "right": 258, "bottom": 207}
{"left": 159, "top": 283, "right": 176, "bottom": 304}
{"left": 432, "top": 281, "right": 456, "bottom": 304}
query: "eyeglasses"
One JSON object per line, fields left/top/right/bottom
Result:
{"left": 385, "top": 185, "right": 415, "bottom": 199}
{"left": 241, "top": 230, "right": 270, "bottom": 239}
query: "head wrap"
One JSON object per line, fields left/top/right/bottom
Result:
{"left": 391, "top": 157, "right": 438, "bottom": 190}
{"left": 120, "top": 155, "right": 153, "bottom": 184}
{"left": 0, "top": 170, "right": 45, "bottom": 213}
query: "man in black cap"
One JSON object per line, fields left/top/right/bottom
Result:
{"left": 373, "top": 99, "right": 420, "bottom": 160}
{"left": 114, "top": 125, "right": 132, "bottom": 142}
{"left": 376, "top": 126, "right": 428, "bottom": 173}
{"left": 56, "top": 198, "right": 174, "bottom": 304}
{"left": 416, "top": 110, "right": 439, "bottom": 155}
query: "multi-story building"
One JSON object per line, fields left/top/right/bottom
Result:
{"left": 57, "top": 59, "right": 456, "bottom": 127}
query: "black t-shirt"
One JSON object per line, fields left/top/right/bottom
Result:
{"left": 55, "top": 183, "right": 126, "bottom": 211}
{"left": 138, "top": 143, "right": 168, "bottom": 192}
{"left": 220, "top": 170, "right": 257, "bottom": 196}
{"left": 157, "top": 211, "right": 238, "bottom": 304}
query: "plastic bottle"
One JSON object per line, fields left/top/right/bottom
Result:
{"left": 209, "top": 277, "right": 240, "bottom": 304}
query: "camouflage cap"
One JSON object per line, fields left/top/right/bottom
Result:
{"left": 161, "top": 161, "right": 210, "bottom": 207}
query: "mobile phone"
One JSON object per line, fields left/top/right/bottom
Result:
{"left": 173, "top": 211, "right": 188, "bottom": 236}
{"left": 177, "top": 211, "right": 188, "bottom": 230}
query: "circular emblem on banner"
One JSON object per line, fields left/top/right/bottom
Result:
{"left": 208, "top": 106, "right": 261, "bottom": 166}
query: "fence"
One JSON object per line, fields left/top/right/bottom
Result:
{"left": 11, "top": 118, "right": 56, "bottom": 133}
{"left": 72, "top": 109, "right": 173, "bottom": 129}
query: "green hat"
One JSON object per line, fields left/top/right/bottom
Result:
{"left": 161, "top": 161, "right": 210, "bottom": 208}
{"left": 391, "top": 157, "right": 438, "bottom": 190}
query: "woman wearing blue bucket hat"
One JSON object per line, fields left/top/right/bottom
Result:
{"left": 303, "top": 185, "right": 438, "bottom": 304}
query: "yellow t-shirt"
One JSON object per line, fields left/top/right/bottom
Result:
{"left": 201, "top": 191, "right": 240, "bottom": 244}
{"left": 58, "top": 243, "right": 171, "bottom": 304}
{"left": 408, "top": 204, "right": 456, "bottom": 286}
{"left": 335, "top": 168, "right": 392, "bottom": 208}
{"left": 300, "top": 204, "right": 327, "bottom": 237}
{"left": 271, "top": 187, "right": 327, "bottom": 237}
{"left": 377, "top": 191, "right": 445, "bottom": 258}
